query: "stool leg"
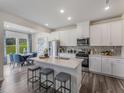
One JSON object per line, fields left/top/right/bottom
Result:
{"left": 46, "top": 75, "right": 48, "bottom": 93}
{"left": 61, "top": 82, "right": 62, "bottom": 93}
{"left": 64, "top": 82, "right": 66, "bottom": 93}
{"left": 69, "top": 77, "right": 71, "bottom": 93}
{"left": 52, "top": 72, "right": 54, "bottom": 93}
{"left": 32, "top": 71, "right": 34, "bottom": 88}
{"left": 55, "top": 79, "right": 56, "bottom": 93}
{"left": 27, "top": 69, "right": 29, "bottom": 85}
{"left": 35, "top": 70, "right": 36, "bottom": 81}
{"left": 39, "top": 73, "right": 41, "bottom": 91}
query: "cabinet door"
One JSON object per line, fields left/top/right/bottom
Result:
{"left": 59, "top": 31, "right": 69, "bottom": 46}
{"left": 112, "top": 59, "right": 124, "bottom": 77}
{"left": 49, "top": 31, "right": 59, "bottom": 41}
{"left": 77, "top": 21, "right": 90, "bottom": 38}
{"left": 102, "top": 58, "right": 112, "bottom": 75}
{"left": 101, "top": 23, "right": 110, "bottom": 46}
{"left": 110, "top": 21, "right": 122, "bottom": 46}
{"left": 90, "top": 25, "right": 102, "bottom": 46}
{"left": 59, "top": 29, "right": 77, "bottom": 46}
{"left": 89, "top": 57, "right": 102, "bottom": 73}
{"left": 68, "top": 29, "right": 77, "bottom": 46}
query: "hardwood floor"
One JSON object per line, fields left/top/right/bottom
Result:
{"left": 0, "top": 65, "right": 124, "bottom": 93}
{"left": 80, "top": 72, "right": 124, "bottom": 93}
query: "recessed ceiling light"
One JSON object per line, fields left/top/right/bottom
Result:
{"left": 105, "top": 5, "right": 110, "bottom": 10}
{"left": 45, "top": 24, "right": 48, "bottom": 26}
{"left": 67, "top": 17, "right": 72, "bottom": 21}
{"left": 60, "top": 9, "right": 64, "bottom": 14}
{"left": 105, "top": 0, "right": 110, "bottom": 11}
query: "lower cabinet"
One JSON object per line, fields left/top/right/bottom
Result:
{"left": 89, "top": 56, "right": 124, "bottom": 78}
{"left": 89, "top": 56, "right": 102, "bottom": 73}
{"left": 102, "top": 58, "right": 112, "bottom": 75}
{"left": 112, "top": 59, "right": 124, "bottom": 77}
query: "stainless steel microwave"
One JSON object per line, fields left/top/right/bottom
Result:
{"left": 77, "top": 38, "right": 89, "bottom": 46}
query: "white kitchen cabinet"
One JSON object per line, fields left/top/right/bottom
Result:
{"left": 110, "top": 20, "right": 122, "bottom": 46}
{"left": 48, "top": 31, "right": 60, "bottom": 41}
{"left": 59, "top": 31, "right": 69, "bottom": 46}
{"left": 90, "top": 55, "right": 124, "bottom": 78}
{"left": 59, "top": 29, "right": 77, "bottom": 46}
{"left": 112, "top": 59, "right": 124, "bottom": 78}
{"left": 77, "top": 21, "right": 90, "bottom": 38}
{"left": 90, "top": 25, "right": 102, "bottom": 46}
{"left": 89, "top": 56, "right": 102, "bottom": 73}
{"left": 68, "top": 29, "right": 77, "bottom": 46}
{"left": 90, "top": 20, "right": 123, "bottom": 46}
{"left": 101, "top": 23, "right": 111, "bottom": 46}
{"left": 101, "top": 57, "right": 112, "bottom": 75}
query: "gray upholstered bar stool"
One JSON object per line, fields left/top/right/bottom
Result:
{"left": 39, "top": 68, "right": 54, "bottom": 93}
{"left": 27, "top": 66, "right": 41, "bottom": 88}
{"left": 55, "top": 72, "right": 71, "bottom": 93}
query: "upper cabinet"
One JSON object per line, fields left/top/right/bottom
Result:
{"left": 90, "top": 24, "right": 102, "bottom": 46}
{"left": 59, "top": 30, "right": 69, "bottom": 46}
{"left": 77, "top": 21, "right": 90, "bottom": 38}
{"left": 59, "top": 29, "right": 77, "bottom": 46}
{"left": 48, "top": 31, "right": 60, "bottom": 41}
{"left": 90, "top": 20, "right": 123, "bottom": 46}
{"left": 101, "top": 23, "right": 111, "bottom": 46}
{"left": 110, "top": 20, "right": 122, "bottom": 46}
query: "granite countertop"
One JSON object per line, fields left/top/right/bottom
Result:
{"left": 30, "top": 57, "right": 82, "bottom": 69}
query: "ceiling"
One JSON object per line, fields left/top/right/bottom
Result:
{"left": 0, "top": 0, "right": 124, "bottom": 29}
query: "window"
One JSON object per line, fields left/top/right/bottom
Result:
{"left": 19, "top": 39, "right": 28, "bottom": 53}
{"left": 6, "top": 38, "right": 16, "bottom": 54}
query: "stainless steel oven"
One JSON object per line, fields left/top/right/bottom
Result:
{"left": 76, "top": 51, "right": 89, "bottom": 72}
{"left": 77, "top": 38, "right": 89, "bottom": 46}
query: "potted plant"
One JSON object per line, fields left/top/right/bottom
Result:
{"left": 44, "top": 48, "right": 48, "bottom": 57}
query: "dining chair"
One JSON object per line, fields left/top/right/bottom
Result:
{"left": 9, "top": 53, "right": 14, "bottom": 65}
{"left": 13, "top": 54, "right": 25, "bottom": 67}
{"left": 26, "top": 52, "right": 37, "bottom": 65}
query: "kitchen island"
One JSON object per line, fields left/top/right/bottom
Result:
{"left": 30, "top": 57, "right": 82, "bottom": 93}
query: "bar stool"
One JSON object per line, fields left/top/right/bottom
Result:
{"left": 39, "top": 68, "right": 54, "bottom": 93}
{"left": 27, "top": 66, "right": 41, "bottom": 88}
{"left": 55, "top": 72, "right": 71, "bottom": 93}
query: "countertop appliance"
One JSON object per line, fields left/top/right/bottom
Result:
{"left": 49, "top": 40, "right": 60, "bottom": 57}
{"left": 76, "top": 51, "right": 89, "bottom": 72}
{"left": 77, "top": 38, "right": 89, "bottom": 46}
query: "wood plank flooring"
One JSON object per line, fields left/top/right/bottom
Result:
{"left": 0, "top": 65, "right": 124, "bottom": 93}
{"left": 80, "top": 72, "right": 124, "bottom": 93}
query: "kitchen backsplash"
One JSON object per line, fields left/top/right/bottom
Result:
{"left": 60, "top": 46, "right": 121, "bottom": 56}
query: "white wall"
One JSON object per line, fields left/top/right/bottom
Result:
{"left": 0, "top": 11, "right": 50, "bottom": 33}
{"left": 6, "top": 31, "right": 28, "bottom": 39}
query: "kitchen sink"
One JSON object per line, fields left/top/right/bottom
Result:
{"left": 55, "top": 57, "right": 70, "bottom": 60}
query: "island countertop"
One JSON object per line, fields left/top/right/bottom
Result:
{"left": 30, "top": 57, "right": 82, "bottom": 69}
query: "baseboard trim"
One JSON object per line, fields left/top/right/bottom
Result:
{"left": 89, "top": 71, "right": 124, "bottom": 80}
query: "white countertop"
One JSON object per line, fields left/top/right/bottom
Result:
{"left": 30, "top": 57, "right": 82, "bottom": 69}
{"left": 90, "top": 54, "right": 124, "bottom": 59}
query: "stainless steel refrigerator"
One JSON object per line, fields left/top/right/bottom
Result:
{"left": 49, "top": 40, "right": 60, "bottom": 57}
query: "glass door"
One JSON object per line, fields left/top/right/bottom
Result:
{"left": 6, "top": 38, "right": 16, "bottom": 54}
{"left": 19, "top": 39, "right": 28, "bottom": 54}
